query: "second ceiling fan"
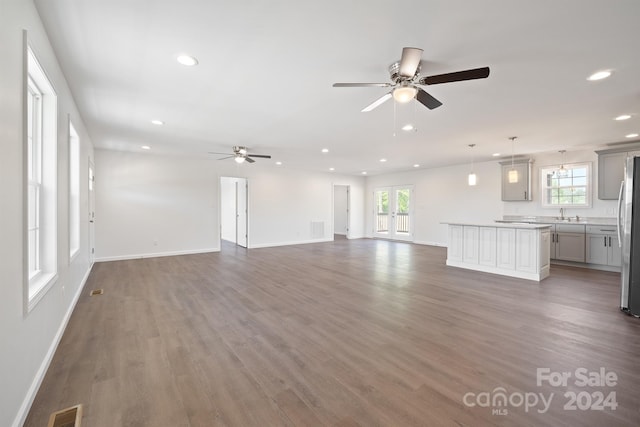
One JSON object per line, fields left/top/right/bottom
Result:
{"left": 209, "top": 146, "right": 271, "bottom": 164}
{"left": 333, "top": 47, "right": 490, "bottom": 112}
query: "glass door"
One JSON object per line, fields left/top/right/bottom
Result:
{"left": 374, "top": 186, "right": 413, "bottom": 241}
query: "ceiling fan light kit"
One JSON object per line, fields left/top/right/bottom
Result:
{"left": 333, "top": 47, "right": 490, "bottom": 112}
{"left": 392, "top": 85, "right": 418, "bottom": 103}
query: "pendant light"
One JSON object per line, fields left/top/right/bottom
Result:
{"left": 468, "top": 144, "right": 477, "bottom": 186}
{"left": 556, "top": 150, "right": 568, "bottom": 177}
{"left": 508, "top": 136, "right": 519, "bottom": 183}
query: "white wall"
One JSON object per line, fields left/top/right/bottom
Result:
{"left": 95, "top": 150, "right": 219, "bottom": 260}
{"left": 366, "top": 160, "right": 502, "bottom": 246}
{"left": 0, "top": 2, "right": 94, "bottom": 426}
{"left": 334, "top": 185, "right": 349, "bottom": 235}
{"left": 94, "top": 150, "right": 366, "bottom": 257}
{"left": 365, "top": 148, "right": 617, "bottom": 247}
{"left": 242, "top": 167, "right": 366, "bottom": 245}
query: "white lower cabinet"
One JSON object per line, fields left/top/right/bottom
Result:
{"left": 445, "top": 224, "right": 551, "bottom": 281}
{"left": 516, "top": 229, "right": 538, "bottom": 273}
{"left": 463, "top": 226, "right": 479, "bottom": 264}
{"left": 448, "top": 225, "right": 463, "bottom": 262}
{"left": 478, "top": 227, "right": 497, "bottom": 266}
{"left": 496, "top": 228, "right": 516, "bottom": 270}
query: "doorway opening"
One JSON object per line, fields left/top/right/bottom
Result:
{"left": 333, "top": 185, "right": 350, "bottom": 240}
{"left": 220, "top": 177, "right": 248, "bottom": 249}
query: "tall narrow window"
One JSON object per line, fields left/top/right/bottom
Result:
{"left": 69, "top": 121, "right": 80, "bottom": 259}
{"left": 27, "top": 77, "right": 42, "bottom": 279}
{"left": 26, "top": 44, "right": 58, "bottom": 311}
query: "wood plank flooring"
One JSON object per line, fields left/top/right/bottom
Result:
{"left": 24, "top": 239, "right": 640, "bottom": 426}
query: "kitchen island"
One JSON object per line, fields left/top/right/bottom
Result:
{"left": 444, "top": 222, "right": 552, "bottom": 281}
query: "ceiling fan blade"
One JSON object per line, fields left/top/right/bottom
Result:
{"left": 333, "top": 83, "right": 392, "bottom": 88}
{"left": 420, "top": 67, "right": 490, "bottom": 85}
{"left": 217, "top": 155, "right": 234, "bottom": 160}
{"left": 361, "top": 92, "right": 392, "bottom": 112}
{"left": 399, "top": 47, "right": 423, "bottom": 78}
{"left": 416, "top": 88, "right": 442, "bottom": 110}
{"left": 209, "top": 151, "right": 232, "bottom": 155}
{"left": 248, "top": 154, "right": 271, "bottom": 159}
{"left": 244, "top": 156, "right": 255, "bottom": 163}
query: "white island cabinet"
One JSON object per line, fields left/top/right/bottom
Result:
{"left": 444, "top": 222, "right": 552, "bottom": 281}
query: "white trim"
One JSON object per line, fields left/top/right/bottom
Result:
{"left": 27, "top": 272, "right": 57, "bottom": 313}
{"left": 13, "top": 264, "right": 93, "bottom": 427}
{"left": 540, "top": 162, "right": 592, "bottom": 208}
{"left": 95, "top": 247, "right": 220, "bottom": 262}
{"left": 413, "top": 240, "right": 447, "bottom": 247}
{"left": 250, "top": 238, "right": 333, "bottom": 249}
{"left": 446, "top": 259, "right": 549, "bottom": 282}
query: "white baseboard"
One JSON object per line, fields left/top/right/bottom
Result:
{"left": 250, "top": 238, "right": 333, "bottom": 249}
{"left": 95, "top": 247, "right": 220, "bottom": 262}
{"left": 413, "top": 240, "right": 447, "bottom": 247}
{"left": 13, "top": 264, "right": 93, "bottom": 427}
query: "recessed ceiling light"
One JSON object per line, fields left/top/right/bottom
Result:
{"left": 413, "top": 164, "right": 420, "bottom": 168}
{"left": 587, "top": 70, "right": 611, "bottom": 81}
{"left": 329, "top": 167, "right": 335, "bottom": 171}
{"left": 321, "top": 148, "right": 329, "bottom": 153}
{"left": 275, "top": 161, "right": 282, "bottom": 165}
{"left": 176, "top": 54, "right": 198, "bottom": 66}
{"left": 402, "top": 124, "right": 414, "bottom": 131}
{"left": 492, "top": 153, "right": 501, "bottom": 157}
{"left": 362, "top": 171, "right": 367, "bottom": 175}
{"left": 626, "top": 133, "right": 639, "bottom": 138}
{"left": 141, "top": 145, "right": 151, "bottom": 150}
{"left": 151, "top": 119, "right": 164, "bottom": 125}
{"left": 615, "top": 114, "right": 631, "bottom": 121}
{"left": 380, "top": 158, "right": 387, "bottom": 162}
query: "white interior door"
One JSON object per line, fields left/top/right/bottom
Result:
{"left": 333, "top": 185, "right": 350, "bottom": 237}
{"left": 373, "top": 185, "right": 413, "bottom": 241}
{"left": 88, "top": 159, "right": 95, "bottom": 264}
{"left": 236, "top": 178, "right": 248, "bottom": 248}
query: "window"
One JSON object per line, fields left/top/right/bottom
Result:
{"left": 541, "top": 163, "right": 591, "bottom": 208}
{"left": 69, "top": 121, "right": 80, "bottom": 259}
{"left": 26, "top": 45, "right": 57, "bottom": 312}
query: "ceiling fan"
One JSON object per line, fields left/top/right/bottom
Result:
{"left": 209, "top": 146, "right": 272, "bottom": 164}
{"left": 333, "top": 47, "right": 490, "bottom": 112}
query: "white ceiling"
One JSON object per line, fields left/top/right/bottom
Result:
{"left": 34, "top": 0, "right": 640, "bottom": 175}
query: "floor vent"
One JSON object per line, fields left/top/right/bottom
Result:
{"left": 89, "top": 289, "right": 104, "bottom": 296}
{"left": 311, "top": 221, "right": 325, "bottom": 239}
{"left": 48, "top": 404, "right": 82, "bottom": 427}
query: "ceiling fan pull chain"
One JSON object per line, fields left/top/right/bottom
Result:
{"left": 393, "top": 99, "right": 397, "bottom": 137}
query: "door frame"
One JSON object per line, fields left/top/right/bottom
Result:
{"left": 219, "top": 176, "right": 249, "bottom": 249}
{"left": 88, "top": 158, "right": 95, "bottom": 265}
{"left": 373, "top": 185, "right": 414, "bottom": 242}
{"left": 332, "top": 184, "right": 350, "bottom": 239}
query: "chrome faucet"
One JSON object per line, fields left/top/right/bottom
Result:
{"left": 559, "top": 208, "right": 565, "bottom": 219}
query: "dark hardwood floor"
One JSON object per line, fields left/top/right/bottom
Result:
{"left": 25, "top": 239, "right": 640, "bottom": 426}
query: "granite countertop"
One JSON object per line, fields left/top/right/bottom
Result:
{"left": 498, "top": 216, "right": 617, "bottom": 226}
{"left": 443, "top": 221, "right": 552, "bottom": 229}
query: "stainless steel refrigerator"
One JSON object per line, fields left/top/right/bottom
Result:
{"left": 620, "top": 155, "right": 640, "bottom": 316}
